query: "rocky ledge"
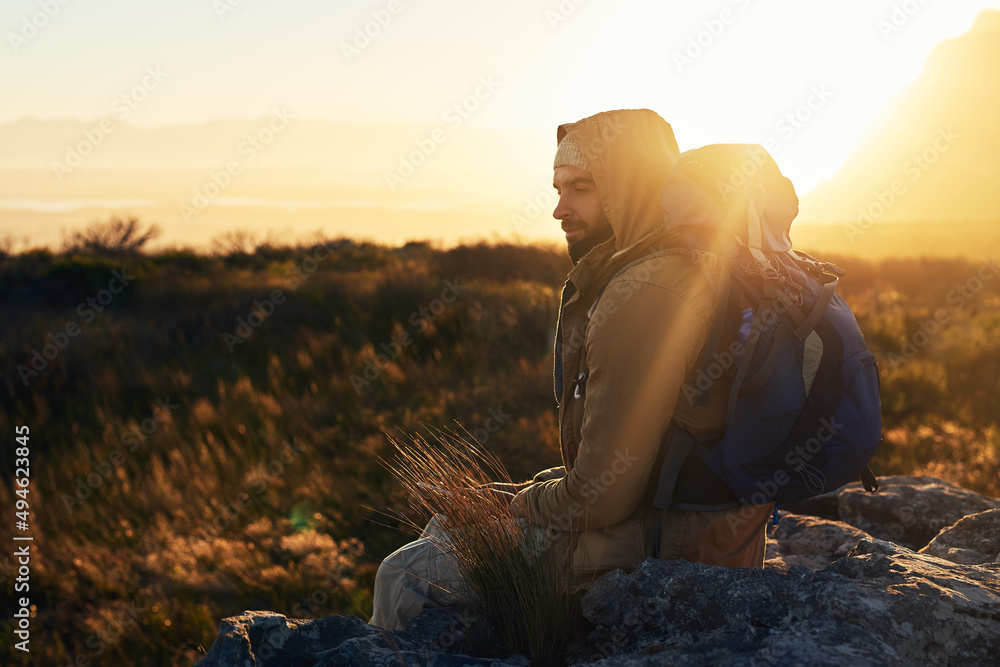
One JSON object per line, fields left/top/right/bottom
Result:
{"left": 196, "top": 476, "right": 1000, "bottom": 666}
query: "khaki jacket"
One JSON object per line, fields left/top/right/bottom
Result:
{"left": 509, "top": 110, "right": 771, "bottom": 586}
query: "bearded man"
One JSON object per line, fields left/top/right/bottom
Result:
{"left": 370, "top": 109, "right": 772, "bottom": 632}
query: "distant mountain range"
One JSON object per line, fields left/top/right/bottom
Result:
{"left": 799, "top": 10, "right": 1000, "bottom": 225}
{"left": 0, "top": 116, "right": 550, "bottom": 194}
{"left": 3, "top": 10, "right": 998, "bottom": 250}
{"left": 0, "top": 116, "right": 556, "bottom": 249}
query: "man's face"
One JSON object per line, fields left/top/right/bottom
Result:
{"left": 552, "top": 165, "right": 610, "bottom": 249}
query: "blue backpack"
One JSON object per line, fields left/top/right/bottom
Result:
{"left": 638, "top": 144, "right": 882, "bottom": 515}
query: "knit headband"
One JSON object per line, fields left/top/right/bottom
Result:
{"left": 553, "top": 134, "right": 590, "bottom": 171}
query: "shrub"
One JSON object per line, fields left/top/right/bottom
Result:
{"left": 62, "top": 216, "right": 161, "bottom": 257}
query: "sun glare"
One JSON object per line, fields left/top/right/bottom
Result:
{"left": 1, "top": 0, "right": 997, "bottom": 251}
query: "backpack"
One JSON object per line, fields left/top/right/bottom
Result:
{"left": 633, "top": 144, "right": 882, "bottom": 515}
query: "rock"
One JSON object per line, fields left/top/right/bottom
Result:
{"left": 194, "top": 608, "right": 526, "bottom": 667}
{"left": 402, "top": 605, "right": 483, "bottom": 658}
{"left": 920, "top": 509, "right": 1000, "bottom": 565}
{"left": 765, "top": 512, "right": 871, "bottom": 572}
{"left": 838, "top": 476, "right": 1000, "bottom": 550}
{"left": 571, "top": 538, "right": 1000, "bottom": 666}
{"left": 193, "top": 611, "right": 373, "bottom": 667}
{"left": 199, "top": 536, "right": 1000, "bottom": 666}
{"left": 198, "top": 476, "right": 1000, "bottom": 666}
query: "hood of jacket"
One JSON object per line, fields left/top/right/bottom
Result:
{"left": 556, "top": 109, "right": 681, "bottom": 258}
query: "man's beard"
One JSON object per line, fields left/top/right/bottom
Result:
{"left": 567, "top": 222, "right": 614, "bottom": 265}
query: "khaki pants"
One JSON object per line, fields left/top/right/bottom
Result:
{"left": 370, "top": 514, "right": 565, "bottom": 631}
{"left": 370, "top": 514, "right": 468, "bottom": 631}
{"left": 370, "top": 504, "right": 771, "bottom": 631}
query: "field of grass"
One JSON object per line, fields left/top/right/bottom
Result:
{"left": 0, "top": 235, "right": 998, "bottom": 665}
{"left": 793, "top": 219, "right": 1000, "bottom": 261}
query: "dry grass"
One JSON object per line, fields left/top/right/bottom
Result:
{"left": 0, "top": 238, "right": 996, "bottom": 664}
{"left": 384, "top": 427, "right": 579, "bottom": 665}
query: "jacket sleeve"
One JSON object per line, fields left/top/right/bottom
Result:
{"left": 531, "top": 466, "right": 566, "bottom": 482}
{"left": 510, "top": 277, "right": 710, "bottom": 531}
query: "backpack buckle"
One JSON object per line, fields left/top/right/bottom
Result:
{"left": 572, "top": 371, "right": 589, "bottom": 399}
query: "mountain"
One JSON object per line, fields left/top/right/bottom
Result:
{"left": 0, "top": 117, "right": 550, "bottom": 191}
{"left": 798, "top": 11, "right": 1000, "bottom": 226}
{"left": 0, "top": 117, "right": 556, "bottom": 248}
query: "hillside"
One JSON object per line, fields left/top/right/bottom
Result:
{"left": 799, "top": 10, "right": 1000, "bottom": 226}
{"left": 1, "top": 239, "right": 999, "bottom": 664}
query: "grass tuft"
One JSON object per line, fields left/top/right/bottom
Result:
{"left": 384, "top": 427, "right": 579, "bottom": 665}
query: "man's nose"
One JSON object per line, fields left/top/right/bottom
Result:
{"left": 552, "top": 195, "right": 569, "bottom": 220}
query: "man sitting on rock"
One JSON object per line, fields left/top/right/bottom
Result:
{"left": 370, "top": 109, "right": 773, "bottom": 632}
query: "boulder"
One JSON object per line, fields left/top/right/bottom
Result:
{"left": 194, "top": 608, "right": 527, "bottom": 667}
{"left": 920, "top": 508, "right": 1000, "bottom": 565}
{"left": 199, "top": 537, "right": 1000, "bottom": 666}
{"left": 838, "top": 476, "right": 1000, "bottom": 550}
{"left": 765, "top": 512, "right": 871, "bottom": 572}
{"left": 572, "top": 538, "right": 1000, "bottom": 666}
{"left": 196, "top": 476, "right": 1000, "bottom": 666}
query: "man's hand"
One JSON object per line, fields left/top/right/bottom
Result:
{"left": 418, "top": 482, "right": 515, "bottom": 508}
{"left": 480, "top": 481, "right": 533, "bottom": 494}
{"left": 476, "top": 487, "right": 515, "bottom": 506}
{"left": 475, "top": 481, "right": 533, "bottom": 505}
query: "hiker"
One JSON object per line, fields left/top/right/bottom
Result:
{"left": 370, "top": 109, "right": 775, "bottom": 632}
{"left": 505, "top": 110, "right": 776, "bottom": 569}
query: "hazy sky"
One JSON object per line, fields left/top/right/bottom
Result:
{"left": 3, "top": 0, "right": 998, "bottom": 203}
